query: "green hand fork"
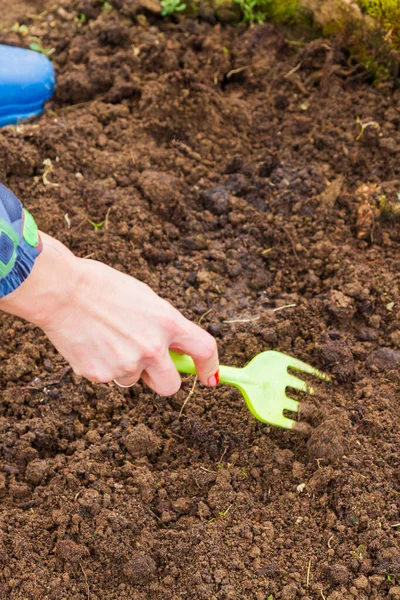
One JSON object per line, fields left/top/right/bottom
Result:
{"left": 170, "top": 350, "right": 329, "bottom": 431}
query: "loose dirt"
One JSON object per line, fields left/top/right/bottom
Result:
{"left": 0, "top": 1, "right": 399, "bottom": 599}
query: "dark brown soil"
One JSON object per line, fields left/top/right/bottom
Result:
{"left": 0, "top": 1, "right": 400, "bottom": 599}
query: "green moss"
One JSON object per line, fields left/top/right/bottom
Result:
{"left": 358, "top": 0, "right": 400, "bottom": 58}
{"left": 232, "top": 0, "right": 310, "bottom": 25}
{"left": 318, "top": 1, "right": 396, "bottom": 82}
{"left": 379, "top": 193, "right": 400, "bottom": 219}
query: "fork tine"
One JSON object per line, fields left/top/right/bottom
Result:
{"left": 279, "top": 415, "right": 298, "bottom": 430}
{"left": 285, "top": 373, "right": 314, "bottom": 395}
{"left": 283, "top": 395, "right": 299, "bottom": 413}
{"left": 286, "top": 357, "right": 330, "bottom": 382}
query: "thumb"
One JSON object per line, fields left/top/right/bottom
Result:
{"left": 171, "top": 319, "right": 219, "bottom": 386}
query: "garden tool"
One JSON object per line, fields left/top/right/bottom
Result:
{"left": 0, "top": 45, "right": 55, "bottom": 127}
{"left": 170, "top": 350, "right": 329, "bottom": 431}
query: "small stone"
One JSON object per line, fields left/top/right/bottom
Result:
{"left": 359, "top": 328, "right": 379, "bottom": 342}
{"left": 273, "top": 448, "right": 294, "bottom": 466}
{"left": 369, "top": 574, "right": 385, "bottom": 587}
{"left": 85, "top": 429, "right": 100, "bottom": 444}
{"left": 292, "top": 461, "right": 305, "bottom": 480}
{"left": 213, "top": 568, "right": 228, "bottom": 584}
{"left": 368, "top": 314, "right": 381, "bottom": 328}
{"left": 258, "top": 152, "right": 279, "bottom": 177}
{"left": 326, "top": 563, "right": 351, "bottom": 585}
{"left": 138, "top": 170, "right": 179, "bottom": 207}
{"left": 220, "top": 584, "right": 236, "bottom": 599}
{"left": 140, "top": 0, "right": 161, "bottom": 12}
{"left": 249, "top": 269, "right": 271, "bottom": 290}
{"left": 97, "top": 134, "right": 107, "bottom": 147}
{"left": 249, "top": 546, "right": 261, "bottom": 558}
{"left": 57, "top": 539, "right": 89, "bottom": 563}
{"left": 123, "top": 554, "right": 157, "bottom": 585}
{"left": 196, "top": 270, "right": 210, "bottom": 284}
{"left": 389, "top": 587, "right": 400, "bottom": 600}
{"left": 172, "top": 497, "right": 191, "bottom": 515}
{"left": 197, "top": 501, "right": 211, "bottom": 519}
{"left": 390, "top": 331, "right": 400, "bottom": 347}
{"left": 327, "top": 593, "right": 346, "bottom": 600}
{"left": 318, "top": 340, "right": 355, "bottom": 382}
{"left": 296, "top": 483, "right": 306, "bottom": 493}
{"left": 123, "top": 424, "right": 161, "bottom": 458}
{"left": 161, "top": 510, "right": 175, "bottom": 524}
{"left": 78, "top": 489, "right": 102, "bottom": 517}
{"left": 207, "top": 323, "right": 222, "bottom": 337}
{"left": 202, "top": 186, "right": 230, "bottom": 215}
{"left": 307, "top": 421, "right": 345, "bottom": 463}
{"left": 326, "top": 290, "right": 356, "bottom": 321}
{"left": 353, "top": 575, "right": 369, "bottom": 591}
{"left": 25, "top": 459, "right": 48, "bottom": 486}
{"left": 9, "top": 483, "right": 30, "bottom": 498}
{"left": 379, "top": 137, "right": 397, "bottom": 153}
{"left": 280, "top": 582, "right": 299, "bottom": 599}
{"left": 262, "top": 521, "right": 275, "bottom": 541}
{"left": 366, "top": 347, "right": 400, "bottom": 371}
{"left": 261, "top": 327, "right": 277, "bottom": 344}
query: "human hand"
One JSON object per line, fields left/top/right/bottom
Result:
{"left": 0, "top": 233, "right": 219, "bottom": 395}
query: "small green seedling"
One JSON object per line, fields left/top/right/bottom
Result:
{"left": 88, "top": 220, "right": 105, "bottom": 232}
{"left": 234, "top": 0, "right": 266, "bottom": 24}
{"left": 379, "top": 193, "right": 400, "bottom": 219}
{"left": 209, "top": 504, "right": 233, "bottom": 523}
{"left": 79, "top": 13, "right": 87, "bottom": 23}
{"left": 355, "top": 116, "right": 380, "bottom": 141}
{"left": 29, "top": 42, "right": 55, "bottom": 57}
{"left": 11, "top": 23, "right": 29, "bottom": 36}
{"left": 233, "top": 0, "right": 298, "bottom": 25}
{"left": 161, "top": 0, "right": 186, "bottom": 16}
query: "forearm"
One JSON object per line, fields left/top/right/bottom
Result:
{"left": 0, "top": 232, "right": 80, "bottom": 328}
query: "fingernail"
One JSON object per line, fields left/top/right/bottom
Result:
{"left": 208, "top": 371, "right": 220, "bottom": 386}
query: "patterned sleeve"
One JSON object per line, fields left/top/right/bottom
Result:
{"left": 0, "top": 184, "right": 42, "bottom": 298}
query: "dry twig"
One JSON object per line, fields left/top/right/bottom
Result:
{"left": 272, "top": 304, "right": 296, "bottom": 313}
{"left": 80, "top": 562, "right": 90, "bottom": 600}
{"left": 306, "top": 558, "right": 311, "bottom": 589}
{"left": 179, "top": 375, "right": 198, "bottom": 419}
{"left": 223, "top": 316, "right": 260, "bottom": 324}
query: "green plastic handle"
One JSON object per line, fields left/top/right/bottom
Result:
{"left": 169, "top": 351, "right": 249, "bottom": 386}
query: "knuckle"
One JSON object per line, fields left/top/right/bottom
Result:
{"left": 164, "top": 311, "right": 179, "bottom": 333}
{"left": 120, "top": 362, "right": 139, "bottom": 377}
{"left": 202, "top": 337, "right": 218, "bottom": 362}
{"left": 142, "top": 341, "right": 164, "bottom": 362}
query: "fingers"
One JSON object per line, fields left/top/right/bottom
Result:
{"left": 141, "top": 350, "right": 182, "bottom": 396}
{"left": 114, "top": 372, "right": 142, "bottom": 388}
{"left": 171, "top": 318, "right": 219, "bottom": 386}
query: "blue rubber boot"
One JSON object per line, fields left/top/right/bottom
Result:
{"left": 0, "top": 45, "right": 56, "bottom": 127}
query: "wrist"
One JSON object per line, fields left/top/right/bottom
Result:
{"left": 0, "top": 232, "right": 81, "bottom": 329}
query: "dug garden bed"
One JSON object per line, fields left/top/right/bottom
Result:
{"left": 0, "top": 1, "right": 399, "bottom": 599}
